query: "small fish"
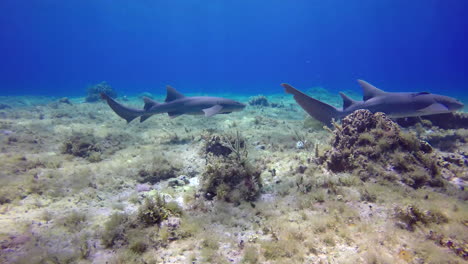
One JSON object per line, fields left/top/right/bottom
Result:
{"left": 101, "top": 85, "right": 246, "bottom": 123}
{"left": 283, "top": 80, "right": 464, "bottom": 125}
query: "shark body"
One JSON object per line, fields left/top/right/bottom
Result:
{"left": 101, "top": 86, "right": 246, "bottom": 123}
{"left": 282, "top": 80, "right": 464, "bottom": 125}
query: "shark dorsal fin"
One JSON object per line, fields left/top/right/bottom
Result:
{"left": 143, "top": 97, "right": 159, "bottom": 111}
{"left": 358, "top": 80, "right": 386, "bottom": 101}
{"left": 339, "top": 92, "right": 357, "bottom": 109}
{"left": 165, "top": 85, "right": 185, "bottom": 102}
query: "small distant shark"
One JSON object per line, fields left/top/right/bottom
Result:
{"left": 282, "top": 80, "right": 464, "bottom": 125}
{"left": 101, "top": 85, "right": 246, "bottom": 123}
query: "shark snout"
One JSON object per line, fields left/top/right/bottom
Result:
{"left": 454, "top": 100, "right": 464, "bottom": 111}
{"left": 232, "top": 101, "right": 246, "bottom": 108}
{"left": 223, "top": 100, "right": 246, "bottom": 113}
{"left": 234, "top": 102, "right": 247, "bottom": 111}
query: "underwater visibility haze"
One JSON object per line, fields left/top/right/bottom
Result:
{"left": 0, "top": 1, "right": 468, "bottom": 263}
{"left": 1, "top": 0, "right": 468, "bottom": 96}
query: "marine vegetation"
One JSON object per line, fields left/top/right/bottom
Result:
{"left": 85, "top": 81, "right": 117, "bottom": 102}
{"left": 61, "top": 132, "right": 101, "bottom": 161}
{"left": 319, "top": 109, "right": 446, "bottom": 188}
{"left": 137, "top": 154, "right": 182, "bottom": 184}
{"left": 0, "top": 92, "right": 466, "bottom": 263}
{"left": 201, "top": 131, "right": 262, "bottom": 202}
{"left": 61, "top": 131, "right": 131, "bottom": 162}
{"left": 248, "top": 95, "right": 269, "bottom": 107}
{"left": 394, "top": 204, "right": 448, "bottom": 231}
{"left": 101, "top": 192, "right": 182, "bottom": 250}
{"left": 137, "top": 194, "right": 172, "bottom": 226}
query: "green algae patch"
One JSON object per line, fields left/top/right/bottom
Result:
{"left": 61, "top": 130, "right": 132, "bottom": 162}
{"left": 136, "top": 154, "right": 182, "bottom": 184}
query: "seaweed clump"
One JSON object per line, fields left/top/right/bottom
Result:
{"left": 101, "top": 192, "right": 182, "bottom": 249}
{"left": 0, "top": 103, "right": 12, "bottom": 110}
{"left": 319, "top": 110, "right": 443, "bottom": 188}
{"left": 137, "top": 194, "right": 171, "bottom": 226}
{"left": 248, "top": 95, "right": 269, "bottom": 107}
{"left": 201, "top": 131, "right": 262, "bottom": 202}
{"left": 61, "top": 131, "right": 130, "bottom": 162}
{"left": 394, "top": 205, "right": 448, "bottom": 231}
{"left": 85, "top": 81, "right": 117, "bottom": 102}
{"left": 137, "top": 155, "right": 182, "bottom": 184}
{"left": 61, "top": 132, "right": 101, "bottom": 161}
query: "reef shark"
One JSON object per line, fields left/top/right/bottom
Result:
{"left": 101, "top": 85, "right": 246, "bottom": 123}
{"left": 282, "top": 80, "right": 464, "bottom": 125}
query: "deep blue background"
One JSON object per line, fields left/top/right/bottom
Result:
{"left": 1, "top": 0, "right": 467, "bottom": 97}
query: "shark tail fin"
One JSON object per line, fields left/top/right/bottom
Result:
{"left": 282, "top": 83, "right": 341, "bottom": 125}
{"left": 101, "top": 93, "right": 144, "bottom": 123}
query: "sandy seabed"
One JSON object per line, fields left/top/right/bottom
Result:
{"left": 0, "top": 93, "right": 467, "bottom": 264}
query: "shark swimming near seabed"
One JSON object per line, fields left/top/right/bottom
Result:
{"left": 101, "top": 85, "right": 246, "bottom": 123}
{"left": 282, "top": 80, "right": 464, "bottom": 126}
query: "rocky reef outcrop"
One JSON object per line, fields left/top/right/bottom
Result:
{"left": 248, "top": 95, "right": 269, "bottom": 107}
{"left": 319, "top": 110, "right": 448, "bottom": 188}
{"left": 200, "top": 132, "right": 262, "bottom": 202}
{"left": 85, "top": 81, "right": 117, "bottom": 102}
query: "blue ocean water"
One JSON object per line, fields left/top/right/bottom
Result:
{"left": 1, "top": 0, "right": 467, "bottom": 97}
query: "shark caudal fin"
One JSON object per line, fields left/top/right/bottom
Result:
{"left": 282, "top": 83, "right": 341, "bottom": 125}
{"left": 101, "top": 93, "right": 145, "bottom": 123}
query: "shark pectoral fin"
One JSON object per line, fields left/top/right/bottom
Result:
{"left": 167, "top": 111, "right": 184, "bottom": 118}
{"left": 203, "top": 105, "right": 223, "bottom": 117}
{"left": 417, "top": 103, "right": 448, "bottom": 114}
